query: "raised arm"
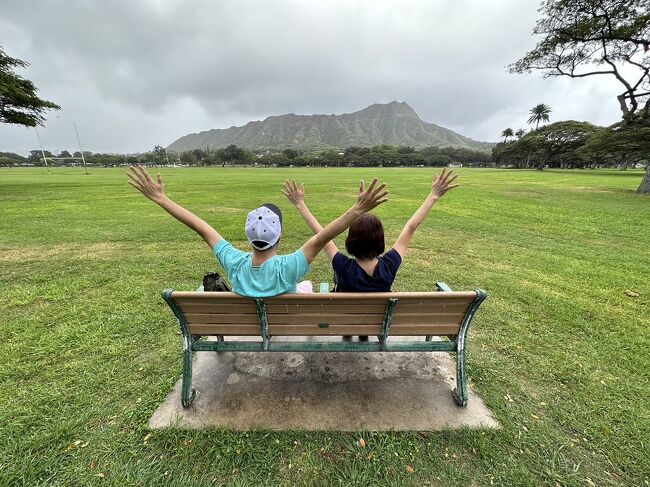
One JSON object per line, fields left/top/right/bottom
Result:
{"left": 300, "top": 178, "right": 388, "bottom": 263}
{"left": 393, "top": 168, "right": 458, "bottom": 258}
{"left": 127, "top": 166, "right": 222, "bottom": 249}
{"left": 282, "top": 180, "right": 339, "bottom": 262}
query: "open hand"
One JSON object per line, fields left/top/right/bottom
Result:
{"left": 281, "top": 179, "right": 305, "bottom": 207}
{"left": 430, "top": 168, "right": 459, "bottom": 199}
{"left": 127, "top": 166, "right": 166, "bottom": 203}
{"left": 356, "top": 178, "right": 389, "bottom": 213}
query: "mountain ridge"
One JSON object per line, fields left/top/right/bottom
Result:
{"left": 167, "top": 101, "right": 493, "bottom": 152}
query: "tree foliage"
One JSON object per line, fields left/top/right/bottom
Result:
{"left": 510, "top": 0, "right": 650, "bottom": 191}
{"left": 510, "top": 0, "right": 650, "bottom": 123}
{"left": 0, "top": 46, "right": 60, "bottom": 126}
{"left": 578, "top": 122, "right": 650, "bottom": 166}
{"left": 527, "top": 103, "right": 552, "bottom": 129}
{"left": 493, "top": 120, "right": 605, "bottom": 169}
{"left": 501, "top": 128, "right": 514, "bottom": 141}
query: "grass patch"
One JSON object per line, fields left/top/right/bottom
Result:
{"left": 0, "top": 167, "right": 648, "bottom": 486}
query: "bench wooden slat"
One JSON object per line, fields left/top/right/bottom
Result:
{"left": 268, "top": 324, "right": 381, "bottom": 335}
{"left": 391, "top": 313, "right": 464, "bottom": 325}
{"left": 390, "top": 324, "right": 461, "bottom": 334}
{"left": 185, "top": 314, "right": 262, "bottom": 324}
{"left": 186, "top": 323, "right": 462, "bottom": 336}
{"left": 178, "top": 303, "right": 259, "bottom": 314}
{"left": 178, "top": 301, "right": 473, "bottom": 315}
{"left": 268, "top": 324, "right": 461, "bottom": 335}
{"left": 172, "top": 291, "right": 478, "bottom": 301}
{"left": 184, "top": 312, "right": 465, "bottom": 326}
{"left": 188, "top": 324, "right": 260, "bottom": 335}
{"left": 179, "top": 303, "right": 386, "bottom": 315}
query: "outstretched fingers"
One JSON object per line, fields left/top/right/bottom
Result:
{"left": 127, "top": 179, "right": 143, "bottom": 194}
{"left": 374, "top": 190, "right": 389, "bottom": 202}
{"left": 127, "top": 169, "right": 144, "bottom": 188}
{"left": 372, "top": 181, "right": 386, "bottom": 192}
{"left": 365, "top": 177, "right": 378, "bottom": 194}
{"left": 136, "top": 165, "right": 153, "bottom": 183}
{"left": 445, "top": 174, "right": 458, "bottom": 186}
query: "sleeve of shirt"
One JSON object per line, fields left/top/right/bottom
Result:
{"left": 331, "top": 252, "right": 347, "bottom": 274}
{"left": 383, "top": 249, "right": 403, "bottom": 272}
{"left": 278, "top": 249, "right": 311, "bottom": 283}
{"left": 213, "top": 239, "right": 247, "bottom": 274}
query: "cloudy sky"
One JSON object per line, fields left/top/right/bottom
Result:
{"left": 0, "top": 0, "right": 625, "bottom": 154}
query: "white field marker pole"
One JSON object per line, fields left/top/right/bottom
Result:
{"left": 34, "top": 127, "right": 50, "bottom": 174}
{"left": 74, "top": 122, "right": 89, "bottom": 174}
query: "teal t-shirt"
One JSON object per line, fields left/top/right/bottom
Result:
{"left": 213, "top": 239, "right": 311, "bottom": 298}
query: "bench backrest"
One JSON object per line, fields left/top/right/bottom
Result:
{"left": 165, "top": 291, "right": 482, "bottom": 337}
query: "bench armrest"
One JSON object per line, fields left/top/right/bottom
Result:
{"left": 436, "top": 282, "right": 453, "bottom": 292}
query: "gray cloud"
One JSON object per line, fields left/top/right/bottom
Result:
{"left": 0, "top": 0, "right": 625, "bottom": 154}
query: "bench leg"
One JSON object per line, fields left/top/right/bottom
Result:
{"left": 181, "top": 335, "right": 196, "bottom": 408}
{"left": 425, "top": 335, "right": 433, "bottom": 342}
{"left": 453, "top": 343, "right": 468, "bottom": 407}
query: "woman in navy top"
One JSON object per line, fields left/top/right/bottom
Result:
{"left": 282, "top": 169, "right": 459, "bottom": 293}
{"left": 330, "top": 214, "right": 402, "bottom": 292}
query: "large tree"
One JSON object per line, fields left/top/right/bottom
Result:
{"left": 492, "top": 120, "right": 598, "bottom": 169}
{"left": 535, "top": 120, "right": 599, "bottom": 169}
{"left": 0, "top": 46, "right": 60, "bottom": 126}
{"left": 509, "top": 0, "right": 650, "bottom": 192}
{"left": 578, "top": 123, "right": 650, "bottom": 170}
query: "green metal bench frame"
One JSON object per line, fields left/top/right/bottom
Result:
{"left": 162, "top": 283, "right": 487, "bottom": 408}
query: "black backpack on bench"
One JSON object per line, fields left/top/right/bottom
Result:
{"left": 202, "top": 271, "right": 231, "bottom": 292}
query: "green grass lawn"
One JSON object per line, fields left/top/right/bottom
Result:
{"left": 1, "top": 167, "right": 648, "bottom": 486}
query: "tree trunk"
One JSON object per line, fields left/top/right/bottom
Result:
{"left": 637, "top": 165, "right": 650, "bottom": 194}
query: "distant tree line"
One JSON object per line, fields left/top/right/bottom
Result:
{"left": 494, "top": 121, "right": 650, "bottom": 170}
{"left": 1, "top": 144, "right": 493, "bottom": 168}
{"left": 4, "top": 128, "right": 648, "bottom": 171}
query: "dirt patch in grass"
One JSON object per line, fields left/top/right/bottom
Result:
{"left": 477, "top": 260, "right": 513, "bottom": 271}
{"left": 567, "top": 186, "right": 613, "bottom": 193}
{"left": 0, "top": 242, "right": 126, "bottom": 263}
{"left": 505, "top": 190, "right": 545, "bottom": 197}
{"left": 205, "top": 207, "right": 246, "bottom": 213}
{"left": 518, "top": 279, "right": 563, "bottom": 298}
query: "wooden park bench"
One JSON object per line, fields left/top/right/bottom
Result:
{"left": 162, "top": 283, "right": 487, "bottom": 408}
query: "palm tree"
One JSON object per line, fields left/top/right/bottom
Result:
{"left": 515, "top": 128, "right": 526, "bottom": 139}
{"left": 527, "top": 104, "right": 551, "bottom": 130}
{"left": 501, "top": 127, "right": 514, "bottom": 142}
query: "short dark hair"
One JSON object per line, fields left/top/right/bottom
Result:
{"left": 345, "top": 214, "right": 385, "bottom": 259}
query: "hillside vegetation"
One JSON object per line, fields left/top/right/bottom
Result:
{"left": 167, "top": 101, "right": 493, "bottom": 152}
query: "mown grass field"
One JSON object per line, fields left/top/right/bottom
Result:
{"left": 1, "top": 167, "right": 648, "bottom": 486}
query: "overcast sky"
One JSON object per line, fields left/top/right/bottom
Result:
{"left": 0, "top": 0, "right": 625, "bottom": 154}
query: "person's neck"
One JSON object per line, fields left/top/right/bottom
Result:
{"left": 252, "top": 247, "right": 277, "bottom": 266}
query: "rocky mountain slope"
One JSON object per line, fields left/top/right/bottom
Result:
{"left": 167, "top": 101, "right": 492, "bottom": 152}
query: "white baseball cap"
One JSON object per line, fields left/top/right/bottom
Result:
{"left": 245, "top": 203, "right": 282, "bottom": 250}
